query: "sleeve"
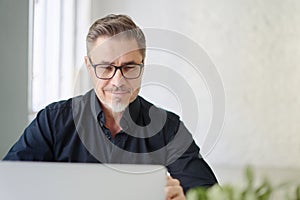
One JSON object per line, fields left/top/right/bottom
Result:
{"left": 2, "top": 108, "right": 54, "bottom": 161}
{"left": 167, "top": 141, "right": 218, "bottom": 193}
{"left": 165, "top": 118, "right": 218, "bottom": 193}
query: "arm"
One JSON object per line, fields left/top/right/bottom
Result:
{"left": 163, "top": 118, "right": 218, "bottom": 193}
{"left": 167, "top": 140, "right": 218, "bottom": 193}
{"left": 2, "top": 109, "right": 54, "bottom": 161}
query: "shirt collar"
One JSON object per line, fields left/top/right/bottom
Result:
{"left": 120, "top": 96, "right": 141, "bottom": 131}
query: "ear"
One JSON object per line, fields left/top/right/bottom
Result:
{"left": 84, "top": 56, "right": 90, "bottom": 69}
{"left": 84, "top": 56, "right": 94, "bottom": 78}
{"left": 140, "top": 64, "right": 145, "bottom": 76}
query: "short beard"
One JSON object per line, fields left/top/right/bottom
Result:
{"left": 95, "top": 86, "right": 140, "bottom": 113}
{"left": 104, "top": 100, "right": 128, "bottom": 113}
{"left": 98, "top": 92, "right": 130, "bottom": 113}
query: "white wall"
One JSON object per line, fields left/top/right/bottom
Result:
{"left": 90, "top": 0, "right": 300, "bottom": 170}
{"left": 0, "top": 0, "right": 29, "bottom": 158}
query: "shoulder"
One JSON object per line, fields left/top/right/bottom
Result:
{"left": 137, "top": 96, "right": 180, "bottom": 125}
{"left": 31, "top": 90, "right": 95, "bottom": 137}
{"left": 137, "top": 96, "right": 179, "bottom": 117}
{"left": 35, "top": 90, "right": 94, "bottom": 122}
{"left": 136, "top": 96, "right": 187, "bottom": 145}
{"left": 44, "top": 90, "right": 93, "bottom": 112}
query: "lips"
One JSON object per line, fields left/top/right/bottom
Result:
{"left": 111, "top": 91, "right": 128, "bottom": 94}
{"left": 104, "top": 86, "right": 131, "bottom": 94}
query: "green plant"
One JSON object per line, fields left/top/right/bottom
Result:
{"left": 186, "top": 166, "right": 300, "bottom": 200}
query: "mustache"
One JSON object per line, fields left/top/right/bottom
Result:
{"left": 104, "top": 86, "right": 132, "bottom": 93}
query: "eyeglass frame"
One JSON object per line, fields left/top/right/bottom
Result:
{"left": 88, "top": 57, "right": 144, "bottom": 80}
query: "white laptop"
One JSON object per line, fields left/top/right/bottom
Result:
{"left": 0, "top": 161, "right": 167, "bottom": 200}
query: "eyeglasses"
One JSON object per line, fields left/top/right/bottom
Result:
{"left": 88, "top": 57, "right": 144, "bottom": 80}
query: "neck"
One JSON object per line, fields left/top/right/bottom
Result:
{"left": 101, "top": 104, "right": 124, "bottom": 138}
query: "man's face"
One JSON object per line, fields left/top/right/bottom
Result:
{"left": 85, "top": 36, "right": 144, "bottom": 113}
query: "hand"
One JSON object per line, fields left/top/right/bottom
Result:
{"left": 165, "top": 176, "right": 186, "bottom": 200}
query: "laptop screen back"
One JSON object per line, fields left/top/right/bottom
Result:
{"left": 0, "top": 161, "right": 166, "bottom": 200}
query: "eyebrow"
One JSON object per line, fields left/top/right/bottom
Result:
{"left": 99, "top": 60, "right": 141, "bottom": 65}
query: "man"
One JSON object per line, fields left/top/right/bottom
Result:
{"left": 3, "top": 14, "right": 217, "bottom": 199}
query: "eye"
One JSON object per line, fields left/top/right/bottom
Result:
{"left": 123, "top": 65, "right": 137, "bottom": 71}
{"left": 98, "top": 65, "right": 114, "bottom": 71}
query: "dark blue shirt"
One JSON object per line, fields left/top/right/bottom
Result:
{"left": 3, "top": 89, "right": 217, "bottom": 192}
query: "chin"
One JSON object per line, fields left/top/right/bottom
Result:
{"left": 109, "top": 102, "right": 128, "bottom": 113}
{"left": 105, "top": 97, "right": 130, "bottom": 113}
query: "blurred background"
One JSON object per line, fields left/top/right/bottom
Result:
{"left": 1, "top": 0, "right": 300, "bottom": 185}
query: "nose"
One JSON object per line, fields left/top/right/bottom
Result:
{"left": 110, "top": 68, "right": 125, "bottom": 86}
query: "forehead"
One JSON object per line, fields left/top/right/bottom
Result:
{"left": 89, "top": 36, "right": 142, "bottom": 62}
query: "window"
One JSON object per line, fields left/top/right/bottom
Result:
{"left": 29, "top": 0, "right": 91, "bottom": 119}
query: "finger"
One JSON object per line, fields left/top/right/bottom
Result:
{"left": 165, "top": 185, "right": 184, "bottom": 200}
{"left": 166, "top": 175, "right": 172, "bottom": 181}
{"left": 168, "top": 193, "right": 186, "bottom": 200}
{"left": 166, "top": 176, "right": 180, "bottom": 186}
{"left": 170, "top": 194, "right": 186, "bottom": 200}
